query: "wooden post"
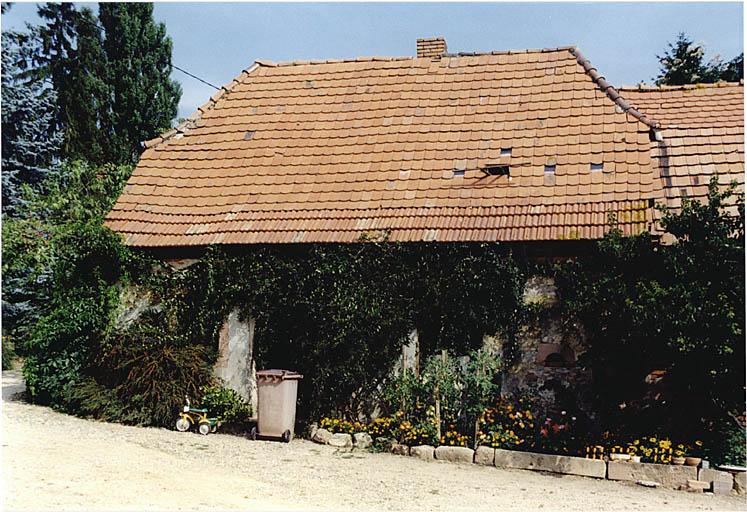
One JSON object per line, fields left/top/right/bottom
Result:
{"left": 434, "top": 349, "right": 447, "bottom": 443}
{"left": 473, "top": 356, "right": 483, "bottom": 449}
{"left": 414, "top": 330, "right": 420, "bottom": 378}
{"left": 401, "top": 345, "right": 407, "bottom": 412}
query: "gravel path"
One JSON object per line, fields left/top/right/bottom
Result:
{"left": 2, "top": 370, "right": 745, "bottom": 511}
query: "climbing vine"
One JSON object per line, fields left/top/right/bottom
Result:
{"left": 138, "top": 242, "right": 528, "bottom": 424}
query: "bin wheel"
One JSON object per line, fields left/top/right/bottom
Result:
{"left": 281, "top": 430, "right": 291, "bottom": 443}
{"left": 198, "top": 422, "right": 211, "bottom": 435}
{"left": 176, "top": 418, "right": 190, "bottom": 432}
{"left": 248, "top": 426, "right": 257, "bottom": 441}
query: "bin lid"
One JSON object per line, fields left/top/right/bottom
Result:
{"left": 256, "top": 369, "right": 304, "bottom": 381}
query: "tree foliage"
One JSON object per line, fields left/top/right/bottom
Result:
{"left": 656, "top": 32, "right": 743, "bottom": 85}
{"left": 99, "top": 2, "right": 182, "bottom": 164}
{"left": 555, "top": 177, "right": 745, "bottom": 463}
{"left": 2, "top": 161, "right": 131, "bottom": 360}
{"left": 21, "top": 2, "right": 181, "bottom": 165}
{"left": 1, "top": 30, "right": 61, "bottom": 216}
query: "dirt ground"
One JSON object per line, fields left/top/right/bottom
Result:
{"left": 2, "top": 370, "right": 745, "bottom": 512}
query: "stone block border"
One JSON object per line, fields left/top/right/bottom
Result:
{"left": 493, "top": 448, "right": 606, "bottom": 479}
{"left": 310, "top": 428, "right": 744, "bottom": 495}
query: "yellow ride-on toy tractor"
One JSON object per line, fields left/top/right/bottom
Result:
{"left": 175, "top": 396, "right": 221, "bottom": 435}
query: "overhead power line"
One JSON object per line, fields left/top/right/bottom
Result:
{"left": 172, "top": 64, "right": 219, "bottom": 90}
{"left": 73, "top": 13, "right": 220, "bottom": 90}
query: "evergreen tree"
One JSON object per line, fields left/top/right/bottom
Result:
{"left": 32, "top": 3, "right": 109, "bottom": 164}
{"left": 656, "top": 32, "right": 744, "bottom": 85}
{"left": 1, "top": 30, "right": 62, "bottom": 216}
{"left": 99, "top": 3, "right": 182, "bottom": 164}
{"left": 722, "top": 54, "right": 744, "bottom": 83}
{"left": 64, "top": 7, "right": 109, "bottom": 164}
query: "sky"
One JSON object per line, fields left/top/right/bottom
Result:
{"left": 2, "top": 2, "right": 744, "bottom": 119}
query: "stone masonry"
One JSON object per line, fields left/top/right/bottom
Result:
{"left": 214, "top": 309, "right": 257, "bottom": 411}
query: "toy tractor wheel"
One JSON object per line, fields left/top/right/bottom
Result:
{"left": 198, "top": 422, "right": 211, "bottom": 435}
{"left": 281, "top": 429, "right": 291, "bottom": 443}
{"left": 248, "top": 426, "right": 258, "bottom": 441}
{"left": 176, "top": 418, "right": 190, "bottom": 432}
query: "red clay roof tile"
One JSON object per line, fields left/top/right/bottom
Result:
{"left": 106, "top": 46, "right": 741, "bottom": 246}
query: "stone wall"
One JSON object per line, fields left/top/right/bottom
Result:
{"left": 214, "top": 309, "right": 257, "bottom": 411}
{"left": 484, "top": 275, "right": 593, "bottom": 416}
{"left": 386, "top": 275, "right": 592, "bottom": 418}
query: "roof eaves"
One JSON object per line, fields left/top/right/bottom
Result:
{"left": 569, "top": 47, "right": 661, "bottom": 130}
{"left": 141, "top": 62, "right": 261, "bottom": 150}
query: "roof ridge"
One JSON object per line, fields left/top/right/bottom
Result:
{"left": 569, "top": 47, "right": 660, "bottom": 130}
{"left": 142, "top": 63, "right": 260, "bottom": 149}
{"left": 255, "top": 46, "right": 579, "bottom": 68}
{"left": 443, "top": 45, "right": 576, "bottom": 57}
{"left": 258, "top": 56, "right": 413, "bottom": 67}
{"left": 617, "top": 81, "right": 744, "bottom": 92}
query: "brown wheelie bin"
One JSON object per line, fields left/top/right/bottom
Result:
{"left": 253, "top": 369, "right": 303, "bottom": 442}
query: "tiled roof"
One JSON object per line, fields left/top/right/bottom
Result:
{"left": 106, "top": 46, "right": 663, "bottom": 247}
{"left": 620, "top": 82, "right": 744, "bottom": 211}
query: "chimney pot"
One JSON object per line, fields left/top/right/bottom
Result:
{"left": 417, "top": 37, "right": 447, "bottom": 59}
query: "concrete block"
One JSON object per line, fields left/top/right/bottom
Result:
{"left": 435, "top": 446, "right": 475, "bottom": 464}
{"left": 475, "top": 446, "right": 495, "bottom": 466}
{"left": 607, "top": 461, "right": 697, "bottom": 489}
{"left": 494, "top": 449, "right": 606, "bottom": 479}
{"left": 698, "top": 468, "right": 733, "bottom": 486}
{"left": 712, "top": 480, "right": 733, "bottom": 495}
{"left": 391, "top": 444, "right": 410, "bottom": 456}
{"left": 410, "top": 445, "right": 435, "bottom": 461}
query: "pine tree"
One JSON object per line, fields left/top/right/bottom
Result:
{"left": 99, "top": 3, "right": 182, "bottom": 164}
{"left": 721, "top": 54, "right": 744, "bottom": 82}
{"left": 32, "top": 3, "right": 109, "bottom": 164}
{"left": 656, "top": 32, "right": 744, "bottom": 85}
{"left": 63, "top": 7, "right": 109, "bottom": 164}
{"left": 1, "top": 30, "right": 62, "bottom": 216}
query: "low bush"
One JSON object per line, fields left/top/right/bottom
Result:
{"left": 381, "top": 349, "right": 502, "bottom": 446}
{"left": 200, "top": 384, "right": 253, "bottom": 426}
{"left": 477, "top": 397, "right": 537, "bottom": 450}
{"left": 2, "top": 336, "right": 16, "bottom": 370}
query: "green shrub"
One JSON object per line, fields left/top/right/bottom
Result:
{"left": 2, "top": 336, "right": 16, "bottom": 370}
{"left": 200, "top": 384, "right": 252, "bottom": 425}
{"left": 702, "top": 419, "right": 746, "bottom": 466}
{"left": 379, "top": 349, "right": 502, "bottom": 447}
{"left": 555, "top": 177, "right": 744, "bottom": 464}
{"left": 95, "top": 324, "right": 215, "bottom": 426}
{"left": 22, "top": 223, "right": 127, "bottom": 408}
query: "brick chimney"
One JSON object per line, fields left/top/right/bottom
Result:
{"left": 416, "top": 37, "right": 447, "bottom": 59}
